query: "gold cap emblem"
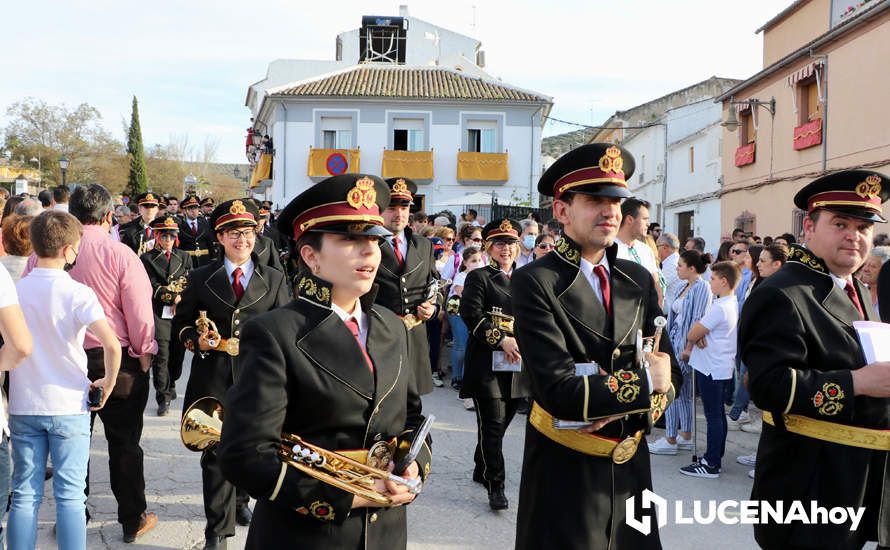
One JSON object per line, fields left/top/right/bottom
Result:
{"left": 499, "top": 219, "right": 513, "bottom": 232}
{"left": 392, "top": 179, "right": 410, "bottom": 195}
{"left": 145, "top": 193, "right": 156, "bottom": 202}
{"left": 856, "top": 174, "right": 882, "bottom": 199}
{"left": 164, "top": 217, "right": 177, "bottom": 228}
{"left": 347, "top": 176, "right": 377, "bottom": 209}
{"left": 598, "top": 146, "right": 625, "bottom": 175}
{"left": 229, "top": 200, "right": 247, "bottom": 215}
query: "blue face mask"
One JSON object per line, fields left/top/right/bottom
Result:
{"left": 522, "top": 235, "right": 536, "bottom": 250}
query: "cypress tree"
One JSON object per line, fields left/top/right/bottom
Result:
{"left": 126, "top": 96, "right": 148, "bottom": 196}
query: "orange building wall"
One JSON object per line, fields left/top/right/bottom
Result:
{"left": 762, "top": 0, "right": 831, "bottom": 66}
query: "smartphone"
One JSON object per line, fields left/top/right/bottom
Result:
{"left": 88, "top": 386, "right": 103, "bottom": 408}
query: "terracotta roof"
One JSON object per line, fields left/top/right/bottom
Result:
{"left": 268, "top": 64, "right": 551, "bottom": 103}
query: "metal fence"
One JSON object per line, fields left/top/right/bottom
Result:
{"left": 490, "top": 201, "right": 553, "bottom": 224}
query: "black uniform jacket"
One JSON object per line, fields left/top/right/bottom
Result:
{"left": 459, "top": 261, "right": 529, "bottom": 400}
{"left": 253, "top": 233, "right": 285, "bottom": 273}
{"left": 177, "top": 216, "right": 217, "bottom": 266}
{"left": 217, "top": 274, "right": 432, "bottom": 550}
{"left": 740, "top": 245, "right": 890, "bottom": 549}
{"left": 510, "top": 236, "right": 681, "bottom": 550}
{"left": 173, "top": 254, "right": 289, "bottom": 413}
{"left": 140, "top": 248, "right": 193, "bottom": 318}
{"left": 374, "top": 228, "right": 443, "bottom": 395}
{"left": 118, "top": 218, "right": 151, "bottom": 255}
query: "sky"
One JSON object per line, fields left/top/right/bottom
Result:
{"left": 3, "top": 0, "right": 790, "bottom": 164}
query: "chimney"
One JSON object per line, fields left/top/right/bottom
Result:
{"left": 399, "top": 5, "right": 409, "bottom": 16}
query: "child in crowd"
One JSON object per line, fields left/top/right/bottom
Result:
{"left": 8, "top": 211, "right": 121, "bottom": 550}
{"left": 679, "top": 260, "right": 741, "bottom": 479}
{"left": 446, "top": 247, "right": 486, "bottom": 409}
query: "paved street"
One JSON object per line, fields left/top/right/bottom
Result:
{"left": 25, "top": 353, "right": 874, "bottom": 549}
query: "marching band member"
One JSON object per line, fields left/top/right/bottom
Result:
{"left": 459, "top": 218, "right": 529, "bottom": 510}
{"left": 174, "top": 199, "right": 289, "bottom": 549}
{"left": 177, "top": 195, "right": 217, "bottom": 268}
{"left": 139, "top": 215, "right": 192, "bottom": 416}
{"left": 511, "top": 144, "right": 681, "bottom": 549}
{"left": 218, "top": 173, "right": 431, "bottom": 549}
{"left": 118, "top": 192, "right": 159, "bottom": 255}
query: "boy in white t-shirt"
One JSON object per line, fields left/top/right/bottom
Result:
{"left": 8, "top": 211, "right": 121, "bottom": 549}
{"left": 679, "top": 261, "right": 741, "bottom": 479}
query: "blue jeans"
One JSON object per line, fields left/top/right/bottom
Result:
{"left": 729, "top": 362, "right": 750, "bottom": 420}
{"left": 448, "top": 314, "right": 469, "bottom": 382}
{"left": 8, "top": 414, "right": 91, "bottom": 550}
{"left": 0, "top": 435, "right": 10, "bottom": 550}
{"left": 695, "top": 371, "right": 728, "bottom": 469}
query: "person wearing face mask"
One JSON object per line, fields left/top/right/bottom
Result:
{"left": 139, "top": 216, "right": 193, "bottom": 417}
{"left": 217, "top": 174, "right": 431, "bottom": 549}
{"left": 446, "top": 247, "right": 486, "bottom": 402}
{"left": 174, "top": 199, "right": 289, "bottom": 549}
{"left": 459, "top": 219, "right": 529, "bottom": 511}
{"left": 516, "top": 220, "right": 539, "bottom": 268}
{"left": 373, "top": 178, "right": 443, "bottom": 393}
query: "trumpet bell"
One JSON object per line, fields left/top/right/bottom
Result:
{"left": 181, "top": 396, "right": 224, "bottom": 452}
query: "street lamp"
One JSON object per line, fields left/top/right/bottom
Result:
{"left": 721, "top": 97, "right": 777, "bottom": 132}
{"left": 30, "top": 156, "right": 41, "bottom": 182}
{"left": 58, "top": 155, "right": 70, "bottom": 187}
{"left": 14, "top": 175, "right": 28, "bottom": 196}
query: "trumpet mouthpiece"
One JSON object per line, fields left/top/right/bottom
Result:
{"left": 653, "top": 316, "right": 667, "bottom": 328}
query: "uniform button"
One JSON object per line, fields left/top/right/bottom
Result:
{"left": 234, "top": 309, "right": 240, "bottom": 314}
{"left": 404, "top": 298, "right": 409, "bottom": 303}
{"left": 234, "top": 330, "right": 240, "bottom": 336}
{"left": 234, "top": 320, "right": 240, "bottom": 325}
{"left": 373, "top": 433, "right": 382, "bottom": 441}
{"left": 401, "top": 277, "right": 407, "bottom": 283}
{"left": 403, "top": 288, "right": 408, "bottom": 292}
{"left": 404, "top": 309, "right": 410, "bottom": 314}
{"left": 612, "top": 349, "right": 620, "bottom": 360}
{"left": 369, "top": 513, "right": 378, "bottom": 523}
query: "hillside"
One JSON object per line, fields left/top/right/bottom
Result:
{"left": 542, "top": 128, "right": 597, "bottom": 159}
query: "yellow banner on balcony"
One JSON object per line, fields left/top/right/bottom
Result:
{"left": 457, "top": 152, "right": 509, "bottom": 181}
{"left": 307, "top": 148, "right": 361, "bottom": 177}
{"left": 381, "top": 150, "right": 434, "bottom": 179}
{"left": 249, "top": 153, "right": 272, "bottom": 189}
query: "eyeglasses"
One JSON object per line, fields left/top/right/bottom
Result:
{"left": 444, "top": 237, "right": 455, "bottom": 242}
{"left": 157, "top": 233, "right": 177, "bottom": 240}
{"left": 730, "top": 248, "right": 747, "bottom": 255}
{"left": 536, "top": 243, "right": 554, "bottom": 250}
{"left": 490, "top": 241, "right": 513, "bottom": 248}
{"left": 225, "top": 229, "right": 256, "bottom": 240}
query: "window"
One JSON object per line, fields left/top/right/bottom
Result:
{"left": 739, "top": 110, "right": 755, "bottom": 145}
{"left": 468, "top": 128, "right": 496, "bottom": 153}
{"left": 392, "top": 118, "right": 425, "bottom": 151}
{"left": 792, "top": 208, "right": 806, "bottom": 239}
{"left": 677, "top": 211, "right": 694, "bottom": 245}
{"left": 798, "top": 77, "right": 822, "bottom": 125}
{"left": 689, "top": 146, "right": 695, "bottom": 173}
{"left": 323, "top": 130, "right": 352, "bottom": 149}
{"left": 735, "top": 211, "right": 756, "bottom": 235}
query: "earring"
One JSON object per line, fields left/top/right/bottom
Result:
{"left": 312, "top": 264, "right": 320, "bottom": 275}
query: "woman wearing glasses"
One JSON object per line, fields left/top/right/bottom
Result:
{"left": 174, "top": 199, "right": 289, "bottom": 550}
{"left": 532, "top": 234, "right": 555, "bottom": 261}
{"left": 459, "top": 219, "right": 529, "bottom": 511}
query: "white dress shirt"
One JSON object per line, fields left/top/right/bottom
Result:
{"left": 224, "top": 257, "right": 255, "bottom": 289}
{"left": 389, "top": 231, "right": 408, "bottom": 260}
{"left": 579, "top": 254, "right": 611, "bottom": 308}
{"left": 331, "top": 299, "right": 368, "bottom": 347}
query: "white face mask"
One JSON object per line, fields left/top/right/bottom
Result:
{"left": 465, "top": 259, "right": 484, "bottom": 270}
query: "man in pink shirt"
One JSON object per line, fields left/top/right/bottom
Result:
{"left": 27, "top": 184, "right": 160, "bottom": 542}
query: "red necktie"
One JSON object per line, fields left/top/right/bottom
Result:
{"left": 344, "top": 317, "right": 374, "bottom": 373}
{"left": 191, "top": 221, "right": 197, "bottom": 235}
{"left": 593, "top": 264, "right": 612, "bottom": 317}
{"left": 165, "top": 251, "right": 171, "bottom": 262}
{"left": 232, "top": 267, "right": 245, "bottom": 302}
{"left": 144, "top": 227, "right": 151, "bottom": 240}
{"left": 392, "top": 237, "right": 405, "bottom": 269}
{"left": 844, "top": 280, "right": 864, "bottom": 319}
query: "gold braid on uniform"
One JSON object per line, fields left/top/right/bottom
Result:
{"left": 554, "top": 236, "right": 581, "bottom": 266}
{"left": 786, "top": 245, "right": 828, "bottom": 275}
{"left": 296, "top": 273, "right": 333, "bottom": 308}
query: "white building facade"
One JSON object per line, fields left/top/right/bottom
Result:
{"left": 246, "top": 9, "right": 551, "bottom": 213}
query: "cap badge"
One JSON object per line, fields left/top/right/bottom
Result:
{"left": 145, "top": 193, "right": 156, "bottom": 201}
{"left": 498, "top": 219, "right": 513, "bottom": 232}
{"left": 392, "top": 179, "right": 409, "bottom": 195}
{"left": 855, "top": 174, "right": 882, "bottom": 199}
{"left": 164, "top": 217, "right": 177, "bottom": 228}
{"left": 597, "top": 146, "right": 624, "bottom": 175}
{"left": 229, "top": 200, "right": 247, "bottom": 215}
{"left": 347, "top": 176, "right": 377, "bottom": 209}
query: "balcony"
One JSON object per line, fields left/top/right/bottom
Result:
{"left": 381, "top": 150, "right": 434, "bottom": 180}
{"left": 793, "top": 118, "right": 823, "bottom": 151}
{"left": 734, "top": 143, "right": 756, "bottom": 167}
{"left": 457, "top": 152, "right": 509, "bottom": 182}
{"left": 307, "top": 147, "right": 361, "bottom": 177}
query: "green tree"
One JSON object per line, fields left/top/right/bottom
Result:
{"left": 126, "top": 96, "right": 148, "bottom": 195}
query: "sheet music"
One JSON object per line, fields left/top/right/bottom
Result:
{"left": 492, "top": 351, "right": 521, "bottom": 372}
{"left": 853, "top": 320, "right": 890, "bottom": 363}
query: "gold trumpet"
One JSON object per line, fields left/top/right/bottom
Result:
{"left": 488, "top": 307, "right": 515, "bottom": 334}
{"left": 165, "top": 276, "right": 188, "bottom": 294}
{"left": 180, "top": 397, "right": 420, "bottom": 506}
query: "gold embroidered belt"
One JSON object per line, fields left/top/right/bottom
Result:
{"left": 186, "top": 249, "right": 210, "bottom": 257}
{"left": 762, "top": 412, "right": 890, "bottom": 451}
{"left": 334, "top": 438, "right": 398, "bottom": 470}
{"left": 529, "top": 402, "right": 643, "bottom": 464}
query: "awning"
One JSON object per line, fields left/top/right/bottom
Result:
{"left": 249, "top": 153, "right": 272, "bottom": 189}
{"left": 787, "top": 61, "right": 823, "bottom": 87}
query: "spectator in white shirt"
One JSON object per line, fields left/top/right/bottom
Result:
{"left": 657, "top": 232, "right": 682, "bottom": 307}
{"left": 615, "top": 198, "right": 664, "bottom": 303}
{"left": 52, "top": 186, "right": 70, "bottom": 213}
{"left": 516, "top": 219, "right": 539, "bottom": 268}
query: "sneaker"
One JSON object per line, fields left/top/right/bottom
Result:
{"left": 648, "top": 437, "right": 678, "bottom": 456}
{"left": 740, "top": 422, "right": 762, "bottom": 434}
{"left": 432, "top": 373, "right": 445, "bottom": 387}
{"left": 748, "top": 469, "right": 755, "bottom": 479}
{"left": 736, "top": 454, "right": 757, "bottom": 467}
{"left": 676, "top": 436, "right": 693, "bottom": 450}
{"left": 679, "top": 459, "right": 720, "bottom": 479}
{"left": 463, "top": 398, "right": 475, "bottom": 410}
{"left": 737, "top": 411, "right": 751, "bottom": 424}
